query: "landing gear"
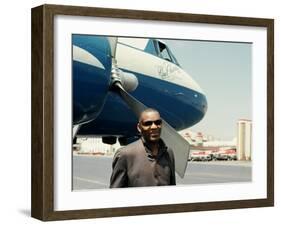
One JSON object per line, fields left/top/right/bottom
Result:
{"left": 102, "top": 136, "right": 117, "bottom": 145}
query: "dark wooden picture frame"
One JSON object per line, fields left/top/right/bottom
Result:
{"left": 31, "top": 4, "right": 274, "bottom": 221}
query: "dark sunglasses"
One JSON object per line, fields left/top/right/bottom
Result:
{"left": 141, "top": 119, "right": 162, "bottom": 127}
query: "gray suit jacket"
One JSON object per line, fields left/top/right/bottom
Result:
{"left": 110, "top": 139, "right": 176, "bottom": 188}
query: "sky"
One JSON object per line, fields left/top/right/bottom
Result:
{"left": 165, "top": 39, "right": 252, "bottom": 140}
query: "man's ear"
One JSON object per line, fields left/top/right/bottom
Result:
{"left": 137, "top": 122, "right": 141, "bottom": 133}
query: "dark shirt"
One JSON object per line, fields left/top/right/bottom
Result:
{"left": 110, "top": 138, "right": 176, "bottom": 188}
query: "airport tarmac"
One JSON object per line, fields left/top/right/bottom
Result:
{"left": 72, "top": 154, "right": 252, "bottom": 190}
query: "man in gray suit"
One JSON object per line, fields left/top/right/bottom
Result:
{"left": 110, "top": 108, "right": 176, "bottom": 188}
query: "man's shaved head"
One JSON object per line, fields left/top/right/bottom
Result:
{"left": 139, "top": 108, "right": 160, "bottom": 122}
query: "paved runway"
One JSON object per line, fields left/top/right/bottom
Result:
{"left": 72, "top": 154, "right": 252, "bottom": 190}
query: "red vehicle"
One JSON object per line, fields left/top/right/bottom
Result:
{"left": 213, "top": 148, "right": 237, "bottom": 160}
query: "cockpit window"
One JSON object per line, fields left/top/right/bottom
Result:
{"left": 144, "top": 39, "right": 180, "bottom": 66}
{"left": 152, "top": 40, "right": 180, "bottom": 66}
{"left": 158, "top": 42, "right": 172, "bottom": 61}
{"left": 169, "top": 50, "right": 180, "bottom": 66}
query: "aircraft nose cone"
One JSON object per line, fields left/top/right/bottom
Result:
{"left": 192, "top": 92, "right": 208, "bottom": 121}
{"left": 200, "top": 94, "right": 208, "bottom": 115}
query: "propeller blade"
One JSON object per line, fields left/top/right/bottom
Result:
{"left": 108, "top": 37, "right": 118, "bottom": 58}
{"left": 113, "top": 82, "right": 146, "bottom": 116}
{"left": 114, "top": 83, "right": 190, "bottom": 178}
{"left": 73, "top": 124, "right": 81, "bottom": 139}
{"left": 160, "top": 120, "right": 190, "bottom": 178}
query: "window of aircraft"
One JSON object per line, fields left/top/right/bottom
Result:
{"left": 169, "top": 50, "right": 180, "bottom": 66}
{"left": 158, "top": 41, "right": 173, "bottom": 62}
{"left": 152, "top": 40, "right": 180, "bottom": 66}
{"left": 144, "top": 39, "right": 180, "bottom": 66}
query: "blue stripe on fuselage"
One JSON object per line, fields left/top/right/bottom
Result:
{"left": 78, "top": 71, "right": 207, "bottom": 136}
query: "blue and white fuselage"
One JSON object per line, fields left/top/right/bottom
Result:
{"left": 73, "top": 35, "right": 207, "bottom": 138}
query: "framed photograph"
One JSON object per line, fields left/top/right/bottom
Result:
{"left": 31, "top": 4, "right": 274, "bottom": 221}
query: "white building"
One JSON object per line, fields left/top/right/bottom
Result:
{"left": 75, "top": 137, "right": 121, "bottom": 155}
{"left": 237, "top": 119, "right": 252, "bottom": 160}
